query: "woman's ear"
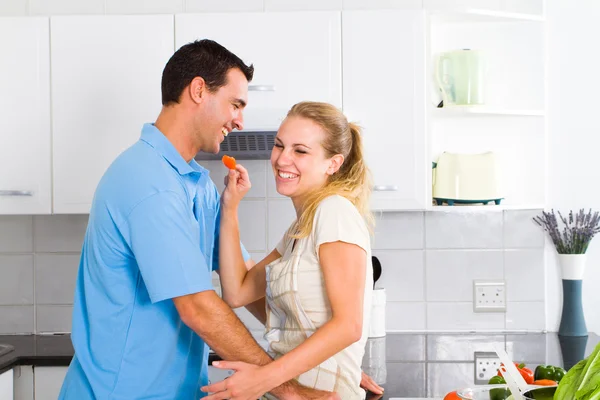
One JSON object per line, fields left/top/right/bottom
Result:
{"left": 188, "top": 76, "right": 207, "bottom": 104}
{"left": 327, "top": 154, "right": 345, "bottom": 175}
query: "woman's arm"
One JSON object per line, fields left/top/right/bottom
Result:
{"left": 218, "top": 165, "right": 281, "bottom": 308}
{"left": 204, "top": 240, "right": 367, "bottom": 399}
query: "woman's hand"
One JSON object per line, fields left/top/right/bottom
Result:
{"left": 360, "top": 371, "right": 384, "bottom": 394}
{"left": 221, "top": 164, "right": 251, "bottom": 211}
{"left": 201, "top": 361, "right": 271, "bottom": 400}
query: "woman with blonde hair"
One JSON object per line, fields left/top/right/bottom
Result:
{"left": 203, "top": 101, "right": 379, "bottom": 400}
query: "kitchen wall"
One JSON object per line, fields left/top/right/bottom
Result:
{"left": 0, "top": 183, "right": 545, "bottom": 335}
{"left": 546, "top": 0, "right": 600, "bottom": 334}
{"left": 0, "top": 0, "right": 564, "bottom": 336}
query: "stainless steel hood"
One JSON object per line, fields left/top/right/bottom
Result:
{"left": 194, "top": 130, "right": 276, "bottom": 161}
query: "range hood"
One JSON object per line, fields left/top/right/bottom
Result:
{"left": 195, "top": 130, "right": 276, "bottom": 161}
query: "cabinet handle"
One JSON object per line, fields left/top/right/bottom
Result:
{"left": 373, "top": 185, "right": 399, "bottom": 192}
{"left": 0, "top": 190, "right": 33, "bottom": 196}
{"left": 248, "top": 85, "right": 276, "bottom": 92}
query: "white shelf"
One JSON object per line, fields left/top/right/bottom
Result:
{"left": 432, "top": 107, "right": 545, "bottom": 117}
{"left": 430, "top": 9, "right": 545, "bottom": 24}
{"left": 428, "top": 204, "right": 546, "bottom": 212}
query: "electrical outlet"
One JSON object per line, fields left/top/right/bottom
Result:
{"left": 473, "top": 280, "right": 506, "bottom": 312}
{"left": 474, "top": 351, "right": 502, "bottom": 384}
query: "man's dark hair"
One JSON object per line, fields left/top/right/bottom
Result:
{"left": 161, "top": 39, "right": 254, "bottom": 106}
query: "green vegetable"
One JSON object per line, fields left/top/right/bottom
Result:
{"left": 554, "top": 341, "right": 600, "bottom": 400}
{"left": 534, "top": 364, "right": 566, "bottom": 382}
{"left": 488, "top": 375, "right": 511, "bottom": 400}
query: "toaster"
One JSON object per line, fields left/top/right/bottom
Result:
{"left": 432, "top": 151, "right": 503, "bottom": 206}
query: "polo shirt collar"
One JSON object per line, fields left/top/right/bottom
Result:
{"left": 140, "top": 123, "right": 207, "bottom": 177}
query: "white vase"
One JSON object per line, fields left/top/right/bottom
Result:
{"left": 557, "top": 254, "right": 586, "bottom": 280}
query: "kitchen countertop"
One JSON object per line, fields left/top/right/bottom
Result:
{"left": 0, "top": 332, "right": 597, "bottom": 399}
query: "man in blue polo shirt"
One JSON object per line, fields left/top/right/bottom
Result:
{"left": 58, "top": 40, "right": 336, "bottom": 400}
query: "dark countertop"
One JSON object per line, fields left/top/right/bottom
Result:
{"left": 0, "top": 332, "right": 598, "bottom": 399}
{"left": 0, "top": 334, "right": 74, "bottom": 375}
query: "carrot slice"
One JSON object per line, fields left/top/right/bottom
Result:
{"left": 222, "top": 155, "right": 237, "bottom": 170}
{"left": 532, "top": 379, "right": 557, "bottom": 386}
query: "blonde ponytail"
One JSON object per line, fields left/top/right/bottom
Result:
{"left": 285, "top": 102, "right": 374, "bottom": 239}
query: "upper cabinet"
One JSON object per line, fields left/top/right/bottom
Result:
{"left": 342, "top": 10, "right": 428, "bottom": 211}
{"left": 175, "top": 12, "right": 342, "bottom": 130}
{"left": 51, "top": 15, "right": 174, "bottom": 214}
{"left": 0, "top": 18, "right": 51, "bottom": 215}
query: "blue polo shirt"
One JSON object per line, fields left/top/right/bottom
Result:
{"left": 59, "top": 123, "right": 249, "bottom": 400}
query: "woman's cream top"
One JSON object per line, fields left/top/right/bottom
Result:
{"left": 263, "top": 195, "right": 373, "bottom": 400}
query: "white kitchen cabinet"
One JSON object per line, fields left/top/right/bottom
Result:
{"left": 0, "top": 369, "right": 13, "bottom": 400}
{"left": 0, "top": 18, "right": 51, "bottom": 215}
{"left": 33, "top": 367, "right": 67, "bottom": 400}
{"left": 51, "top": 15, "right": 174, "bottom": 214}
{"left": 175, "top": 12, "right": 342, "bottom": 130}
{"left": 342, "top": 10, "right": 427, "bottom": 210}
{"left": 13, "top": 366, "right": 33, "bottom": 400}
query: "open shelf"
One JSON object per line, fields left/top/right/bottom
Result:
{"left": 432, "top": 107, "right": 545, "bottom": 117}
{"left": 428, "top": 204, "right": 546, "bottom": 212}
{"left": 430, "top": 9, "right": 545, "bottom": 24}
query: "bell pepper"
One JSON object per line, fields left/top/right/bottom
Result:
{"left": 534, "top": 364, "right": 566, "bottom": 383}
{"left": 488, "top": 376, "right": 511, "bottom": 400}
{"left": 497, "top": 362, "right": 534, "bottom": 384}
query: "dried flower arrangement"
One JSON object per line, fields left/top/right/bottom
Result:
{"left": 533, "top": 209, "right": 600, "bottom": 254}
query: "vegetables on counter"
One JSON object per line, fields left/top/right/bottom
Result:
{"left": 554, "top": 340, "right": 600, "bottom": 400}
{"left": 443, "top": 390, "right": 461, "bottom": 400}
{"left": 488, "top": 376, "right": 511, "bottom": 400}
{"left": 535, "top": 364, "right": 566, "bottom": 383}
{"left": 497, "top": 362, "right": 535, "bottom": 384}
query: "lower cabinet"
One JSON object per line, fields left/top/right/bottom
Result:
{"left": 13, "top": 366, "right": 67, "bottom": 400}
{"left": 0, "top": 369, "right": 13, "bottom": 400}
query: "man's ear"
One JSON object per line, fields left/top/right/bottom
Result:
{"left": 188, "top": 76, "right": 207, "bottom": 105}
{"left": 327, "top": 154, "right": 345, "bottom": 175}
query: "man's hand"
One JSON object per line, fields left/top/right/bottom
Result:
{"left": 360, "top": 371, "right": 384, "bottom": 395}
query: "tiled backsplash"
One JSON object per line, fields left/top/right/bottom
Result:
{"left": 0, "top": 161, "right": 545, "bottom": 335}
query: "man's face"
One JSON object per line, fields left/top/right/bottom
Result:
{"left": 195, "top": 68, "right": 248, "bottom": 154}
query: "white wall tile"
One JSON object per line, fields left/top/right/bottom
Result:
{"left": 267, "top": 199, "right": 295, "bottom": 250}
{"left": 36, "top": 305, "right": 73, "bottom": 333}
{"left": 385, "top": 302, "right": 426, "bottom": 331}
{"left": 506, "top": 302, "right": 545, "bottom": 331}
{"left": 427, "top": 303, "right": 505, "bottom": 331}
{"left": 0, "top": 216, "right": 32, "bottom": 252}
{"left": 505, "top": 249, "right": 544, "bottom": 302}
{"left": 199, "top": 160, "right": 268, "bottom": 198}
{"left": 0, "top": 255, "right": 34, "bottom": 305}
{"left": 0, "top": 306, "right": 34, "bottom": 334}
{"left": 30, "top": 0, "right": 104, "bottom": 15}
{"left": 185, "top": 0, "right": 264, "bottom": 12}
{"left": 0, "top": 0, "right": 28, "bottom": 15}
{"left": 426, "top": 250, "right": 503, "bottom": 301}
{"left": 428, "top": 362, "right": 474, "bottom": 398}
{"left": 372, "top": 211, "right": 424, "bottom": 250}
{"left": 264, "top": 0, "right": 342, "bottom": 11}
{"left": 374, "top": 250, "right": 424, "bottom": 301}
{"left": 33, "top": 214, "right": 87, "bottom": 252}
{"left": 266, "top": 164, "right": 285, "bottom": 199}
{"left": 106, "top": 0, "right": 183, "bottom": 14}
{"left": 504, "top": 209, "right": 545, "bottom": 248}
{"left": 238, "top": 200, "right": 267, "bottom": 251}
{"left": 343, "top": 0, "right": 422, "bottom": 10}
{"left": 426, "top": 210, "right": 503, "bottom": 249}
{"left": 427, "top": 334, "right": 504, "bottom": 361}
{"left": 249, "top": 252, "right": 267, "bottom": 264}
{"left": 35, "top": 254, "right": 79, "bottom": 305}
{"left": 424, "top": 0, "right": 543, "bottom": 14}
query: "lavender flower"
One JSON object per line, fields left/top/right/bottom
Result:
{"left": 533, "top": 209, "right": 600, "bottom": 254}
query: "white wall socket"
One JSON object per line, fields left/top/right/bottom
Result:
{"left": 474, "top": 351, "right": 502, "bottom": 384}
{"left": 473, "top": 280, "right": 506, "bottom": 312}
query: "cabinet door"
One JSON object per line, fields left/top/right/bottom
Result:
{"left": 51, "top": 15, "right": 174, "bottom": 213}
{"left": 13, "top": 365, "right": 33, "bottom": 400}
{"left": 0, "top": 369, "right": 13, "bottom": 399}
{"left": 0, "top": 17, "right": 51, "bottom": 215}
{"left": 176, "top": 12, "right": 342, "bottom": 130}
{"left": 33, "top": 367, "right": 67, "bottom": 400}
{"left": 343, "top": 10, "right": 427, "bottom": 210}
